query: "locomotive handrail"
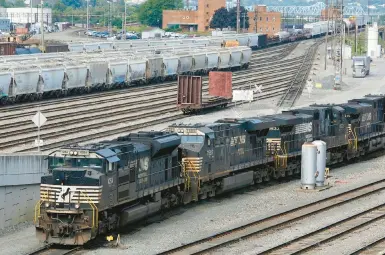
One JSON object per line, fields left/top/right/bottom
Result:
{"left": 34, "top": 200, "right": 44, "bottom": 224}
{"left": 80, "top": 191, "right": 98, "bottom": 229}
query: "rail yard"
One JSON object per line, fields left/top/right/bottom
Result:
{"left": 1, "top": 21, "right": 385, "bottom": 255}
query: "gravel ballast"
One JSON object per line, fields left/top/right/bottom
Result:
{"left": 80, "top": 155, "right": 385, "bottom": 255}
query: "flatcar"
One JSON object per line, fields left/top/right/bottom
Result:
{"left": 35, "top": 94, "right": 385, "bottom": 245}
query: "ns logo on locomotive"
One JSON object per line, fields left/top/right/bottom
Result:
{"left": 35, "top": 94, "right": 385, "bottom": 245}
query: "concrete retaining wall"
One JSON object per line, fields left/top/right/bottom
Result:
{"left": 0, "top": 153, "right": 48, "bottom": 230}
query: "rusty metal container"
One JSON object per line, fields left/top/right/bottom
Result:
{"left": 209, "top": 71, "right": 232, "bottom": 99}
{"left": 225, "top": 40, "right": 239, "bottom": 47}
{"left": 45, "top": 44, "right": 69, "bottom": 53}
{"left": 177, "top": 75, "right": 231, "bottom": 114}
{"left": 15, "top": 28, "right": 28, "bottom": 35}
{"left": 0, "top": 42, "right": 16, "bottom": 55}
{"left": 177, "top": 75, "right": 202, "bottom": 108}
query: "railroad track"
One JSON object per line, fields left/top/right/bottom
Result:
{"left": 276, "top": 38, "right": 323, "bottom": 109}
{"left": 0, "top": 42, "right": 298, "bottom": 112}
{"left": 0, "top": 55, "right": 303, "bottom": 121}
{"left": 350, "top": 236, "right": 385, "bottom": 254}
{"left": 28, "top": 245, "right": 81, "bottom": 255}
{"left": 157, "top": 179, "right": 385, "bottom": 255}
{"left": 1, "top": 41, "right": 307, "bottom": 152}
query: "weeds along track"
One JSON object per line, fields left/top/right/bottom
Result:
{"left": 0, "top": 42, "right": 299, "bottom": 113}
{"left": 2, "top": 42, "right": 309, "bottom": 152}
{"left": 157, "top": 179, "right": 385, "bottom": 255}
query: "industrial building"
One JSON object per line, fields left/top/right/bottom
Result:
{"left": 0, "top": 7, "right": 52, "bottom": 25}
{"left": 247, "top": 5, "right": 281, "bottom": 36}
{"left": 163, "top": 0, "right": 281, "bottom": 36}
{"left": 163, "top": 0, "right": 226, "bottom": 32}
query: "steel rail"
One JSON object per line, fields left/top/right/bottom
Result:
{"left": 276, "top": 39, "right": 323, "bottom": 109}
{"left": 0, "top": 42, "right": 299, "bottom": 110}
{"left": 258, "top": 204, "right": 385, "bottom": 254}
{"left": 349, "top": 236, "right": 385, "bottom": 255}
{"left": 156, "top": 179, "right": 385, "bottom": 255}
{"left": 0, "top": 56, "right": 304, "bottom": 121}
{"left": 14, "top": 75, "right": 295, "bottom": 152}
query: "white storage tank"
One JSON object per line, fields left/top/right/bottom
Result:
{"left": 301, "top": 142, "right": 317, "bottom": 189}
{"left": 312, "top": 140, "right": 327, "bottom": 187}
{"left": 367, "top": 23, "right": 379, "bottom": 58}
{"left": 343, "top": 44, "right": 352, "bottom": 60}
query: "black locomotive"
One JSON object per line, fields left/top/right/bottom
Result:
{"left": 35, "top": 94, "right": 385, "bottom": 245}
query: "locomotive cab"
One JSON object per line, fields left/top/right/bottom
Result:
{"left": 36, "top": 148, "right": 109, "bottom": 245}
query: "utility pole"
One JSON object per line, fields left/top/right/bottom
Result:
{"left": 124, "top": 0, "right": 127, "bottom": 40}
{"left": 254, "top": 5, "right": 258, "bottom": 32}
{"left": 108, "top": 1, "right": 111, "bottom": 36}
{"left": 30, "top": 0, "right": 33, "bottom": 27}
{"left": 333, "top": 0, "right": 343, "bottom": 90}
{"left": 40, "top": 0, "right": 44, "bottom": 53}
{"left": 236, "top": 0, "right": 240, "bottom": 33}
{"left": 86, "top": 0, "right": 89, "bottom": 32}
{"left": 325, "top": 0, "right": 329, "bottom": 70}
{"left": 355, "top": 22, "right": 357, "bottom": 53}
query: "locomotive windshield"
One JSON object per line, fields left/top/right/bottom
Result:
{"left": 48, "top": 156, "right": 104, "bottom": 170}
{"left": 181, "top": 135, "right": 204, "bottom": 143}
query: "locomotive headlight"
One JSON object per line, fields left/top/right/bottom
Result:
{"left": 74, "top": 151, "right": 78, "bottom": 156}
{"left": 69, "top": 151, "right": 74, "bottom": 155}
{"left": 75, "top": 203, "right": 80, "bottom": 209}
{"left": 44, "top": 202, "right": 50, "bottom": 208}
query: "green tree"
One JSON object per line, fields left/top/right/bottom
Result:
{"left": 209, "top": 7, "right": 230, "bottom": 30}
{"left": 138, "top": 0, "right": 183, "bottom": 27}
{"left": 62, "top": 0, "right": 83, "bottom": 8}
{"left": 228, "top": 6, "right": 249, "bottom": 29}
{"left": 12, "top": 0, "right": 26, "bottom": 7}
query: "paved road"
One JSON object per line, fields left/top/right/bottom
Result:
{"left": 31, "top": 27, "right": 105, "bottom": 43}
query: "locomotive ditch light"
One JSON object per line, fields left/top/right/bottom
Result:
{"left": 44, "top": 202, "right": 50, "bottom": 208}
{"left": 75, "top": 203, "right": 80, "bottom": 209}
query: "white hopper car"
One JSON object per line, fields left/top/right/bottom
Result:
{"left": 0, "top": 46, "right": 252, "bottom": 103}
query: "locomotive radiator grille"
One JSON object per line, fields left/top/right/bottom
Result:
{"left": 40, "top": 184, "right": 102, "bottom": 204}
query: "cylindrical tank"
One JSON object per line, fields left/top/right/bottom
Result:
{"left": 313, "top": 140, "right": 327, "bottom": 187}
{"left": 301, "top": 142, "right": 317, "bottom": 189}
{"left": 368, "top": 23, "right": 379, "bottom": 58}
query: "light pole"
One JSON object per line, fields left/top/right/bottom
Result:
{"left": 30, "top": 0, "right": 33, "bottom": 26}
{"left": 40, "top": 0, "right": 44, "bottom": 52}
{"left": 124, "top": 0, "right": 127, "bottom": 40}
{"left": 107, "top": 1, "right": 111, "bottom": 36}
{"left": 86, "top": 0, "right": 89, "bottom": 32}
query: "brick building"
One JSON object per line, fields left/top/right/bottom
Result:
{"left": 162, "top": 0, "right": 226, "bottom": 32}
{"left": 162, "top": 1, "right": 281, "bottom": 36}
{"left": 320, "top": 8, "right": 341, "bottom": 21}
{"left": 247, "top": 5, "right": 281, "bottom": 36}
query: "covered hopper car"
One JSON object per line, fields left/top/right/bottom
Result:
{"left": 0, "top": 46, "right": 252, "bottom": 104}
